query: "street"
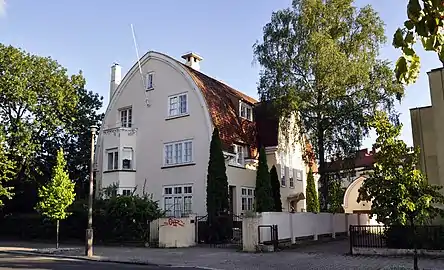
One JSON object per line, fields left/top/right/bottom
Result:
{"left": 0, "top": 253, "right": 202, "bottom": 270}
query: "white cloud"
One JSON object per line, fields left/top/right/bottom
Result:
{"left": 0, "top": 0, "right": 6, "bottom": 17}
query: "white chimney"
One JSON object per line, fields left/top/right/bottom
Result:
{"left": 181, "top": 52, "right": 203, "bottom": 71}
{"left": 110, "top": 62, "right": 122, "bottom": 100}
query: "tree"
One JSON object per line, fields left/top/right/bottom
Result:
{"left": 0, "top": 133, "right": 15, "bottom": 206}
{"left": 253, "top": 0, "right": 404, "bottom": 210}
{"left": 358, "top": 111, "right": 444, "bottom": 270}
{"left": 306, "top": 168, "right": 320, "bottom": 213}
{"left": 393, "top": 0, "right": 444, "bottom": 85}
{"left": 206, "top": 128, "right": 230, "bottom": 242}
{"left": 255, "top": 147, "right": 274, "bottom": 212}
{"left": 36, "top": 148, "right": 76, "bottom": 249}
{"left": 0, "top": 44, "right": 82, "bottom": 213}
{"left": 270, "top": 165, "right": 282, "bottom": 212}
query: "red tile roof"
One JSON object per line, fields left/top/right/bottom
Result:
{"left": 324, "top": 148, "right": 375, "bottom": 173}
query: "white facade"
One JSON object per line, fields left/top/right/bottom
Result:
{"left": 95, "top": 51, "right": 312, "bottom": 217}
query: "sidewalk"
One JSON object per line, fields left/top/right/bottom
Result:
{"left": 1, "top": 241, "right": 444, "bottom": 269}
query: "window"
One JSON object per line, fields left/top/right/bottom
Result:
{"left": 168, "top": 93, "right": 188, "bottom": 117}
{"left": 239, "top": 101, "right": 253, "bottom": 121}
{"left": 122, "top": 147, "right": 134, "bottom": 170}
{"left": 289, "top": 167, "right": 294, "bottom": 188}
{"left": 146, "top": 72, "right": 154, "bottom": 90}
{"left": 107, "top": 149, "right": 118, "bottom": 170}
{"left": 122, "top": 189, "right": 132, "bottom": 196}
{"left": 296, "top": 169, "right": 303, "bottom": 181}
{"left": 163, "top": 185, "right": 193, "bottom": 217}
{"left": 280, "top": 153, "right": 285, "bottom": 186}
{"left": 241, "top": 187, "right": 254, "bottom": 212}
{"left": 164, "top": 140, "right": 193, "bottom": 166}
{"left": 234, "top": 144, "right": 248, "bottom": 166}
{"left": 119, "top": 107, "right": 132, "bottom": 127}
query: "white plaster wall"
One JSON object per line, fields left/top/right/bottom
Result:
{"left": 97, "top": 52, "right": 212, "bottom": 216}
{"left": 226, "top": 165, "right": 256, "bottom": 215}
{"left": 158, "top": 216, "right": 196, "bottom": 248}
{"left": 343, "top": 176, "right": 372, "bottom": 214}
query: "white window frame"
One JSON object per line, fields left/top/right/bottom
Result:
{"left": 122, "top": 189, "right": 132, "bottom": 196}
{"left": 163, "top": 185, "right": 193, "bottom": 217}
{"left": 106, "top": 148, "right": 119, "bottom": 171}
{"left": 239, "top": 101, "right": 253, "bottom": 121}
{"left": 122, "top": 147, "right": 134, "bottom": 170}
{"left": 146, "top": 72, "right": 154, "bottom": 90}
{"left": 168, "top": 93, "right": 188, "bottom": 117}
{"left": 280, "top": 153, "right": 286, "bottom": 186}
{"left": 289, "top": 167, "right": 294, "bottom": 188}
{"left": 233, "top": 144, "right": 248, "bottom": 166}
{"left": 241, "top": 187, "right": 255, "bottom": 212}
{"left": 163, "top": 140, "right": 193, "bottom": 166}
{"left": 296, "top": 169, "right": 303, "bottom": 181}
{"left": 119, "top": 107, "right": 133, "bottom": 128}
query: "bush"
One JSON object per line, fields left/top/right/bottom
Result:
{"left": 385, "top": 225, "right": 444, "bottom": 250}
{"left": 0, "top": 195, "right": 164, "bottom": 244}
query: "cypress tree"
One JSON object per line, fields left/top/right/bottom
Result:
{"left": 306, "top": 167, "right": 320, "bottom": 213}
{"left": 206, "top": 128, "right": 230, "bottom": 242}
{"left": 270, "top": 165, "right": 282, "bottom": 212}
{"left": 255, "top": 147, "right": 274, "bottom": 212}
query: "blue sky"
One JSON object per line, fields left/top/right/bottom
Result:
{"left": 0, "top": 0, "right": 440, "bottom": 148}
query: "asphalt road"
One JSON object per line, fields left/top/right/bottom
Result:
{"left": 0, "top": 253, "right": 203, "bottom": 270}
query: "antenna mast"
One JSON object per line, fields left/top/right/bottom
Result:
{"left": 130, "top": 24, "right": 150, "bottom": 107}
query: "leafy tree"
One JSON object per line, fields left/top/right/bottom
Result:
{"left": 393, "top": 0, "right": 444, "bottom": 85}
{"left": 253, "top": 0, "right": 404, "bottom": 210}
{"left": 358, "top": 112, "right": 444, "bottom": 270}
{"left": 0, "top": 44, "right": 82, "bottom": 213}
{"left": 0, "top": 133, "right": 15, "bottom": 206}
{"left": 325, "top": 176, "right": 345, "bottom": 213}
{"left": 306, "top": 168, "right": 319, "bottom": 213}
{"left": 206, "top": 128, "right": 230, "bottom": 242}
{"left": 255, "top": 147, "right": 274, "bottom": 212}
{"left": 270, "top": 165, "right": 282, "bottom": 212}
{"left": 36, "top": 148, "right": 76, "bottom": 249}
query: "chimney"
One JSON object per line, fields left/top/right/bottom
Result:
{"left": 181, "top": 52, "right": 203, "bottom": 71}
{"left": 110, "top": 62, "right": 122, "bottom": 100}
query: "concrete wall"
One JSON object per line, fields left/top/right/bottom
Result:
{"left": 242, "top": 212, "right": 378, "bottom": 251}
{"left": 158, "top": 216, "right": 196, "bottom": 248}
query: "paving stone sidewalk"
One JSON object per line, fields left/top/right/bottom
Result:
{"left": 1, "top": 240, "right": 444, "bottom": 269}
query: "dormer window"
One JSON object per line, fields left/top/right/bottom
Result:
{"left": 239, "top": 101, "right": 253, "bottom": 121}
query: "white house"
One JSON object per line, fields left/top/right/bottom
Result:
{"left": 95, "top": 51, "right": 317, "bottom": 217}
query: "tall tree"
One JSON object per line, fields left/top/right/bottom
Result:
{"left": 306, "top": 168, "right": 320, "bottom": 213}
{"left": 270, "top": 165, "right": 282, "bottom": 212}
{"left": 255, "top": 147, "right": 274, "bottom": 212}
{"left": 359, "top": 111, "right": 444, "bottom": 270}
{"left": 394, "top": 0, "right": 444, "bottom": 85}
{"left": 253, "top": 0, "right": 404, "bottom": 210}
{"left": 0, "top": 133, "right": 15, "bottom": 206}
{"left": 206, "top": 128, "right": 230, "bottom": 242}
{"left": 0, "top": 44, "right": 82, "bottom": 213}
{"left": 36, "top": 148, "right": 76, "bottom": 249}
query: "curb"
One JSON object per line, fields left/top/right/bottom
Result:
{"left": 0, "top": 249, "right": 169, "bottom": 267}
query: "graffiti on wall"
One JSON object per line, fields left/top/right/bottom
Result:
{"left": 162, "top": 217, "right": 185, "bottom": 227}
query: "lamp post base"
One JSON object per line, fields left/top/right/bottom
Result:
{"left": 85, "top": 228, "right": 94, "bottom": 257}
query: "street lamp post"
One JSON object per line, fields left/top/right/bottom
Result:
{"left": 86, "top": 125, "right": 98, "bottom": 257}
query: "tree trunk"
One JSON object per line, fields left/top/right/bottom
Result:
{"left": 410, "top": 216, "right": 418, "bottom": 270}
{"left": 56, "top": 220, "right": 59, "bottom": 249}
{"left": 317, "top": 128, "right": 327, "bottom": 211}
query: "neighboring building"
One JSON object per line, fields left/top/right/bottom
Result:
{"left": 95, "top": 51, "right": 317, "bottom": 217}
{"left": 323, "top": 148, "right": 376, "bottom": 214}
{"left": 410, "top": 67, "right": 444, "bottom": 188}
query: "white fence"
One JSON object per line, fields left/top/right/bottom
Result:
{"left": 252, "top": 212, "right": 378, "bottom": 245}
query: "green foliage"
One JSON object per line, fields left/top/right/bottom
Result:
{"left": 325, "top": 178, "right": 345, "bottom": 213}
{"left": 253, "top": 0, "right": 404, "bottom": 210}
{"left": 0, "top": 133, "right": 15, "bottom": 206}
{"left": 255, "top": 147, "right": 273, "bottom": 212}
{"left": 206, "top": 128, "right": 229, "bottom": 217}
{"left": 358, "top": 112, "right": 444, "bottom": 226}
{"left": 270, "top": 165, "right": 282, "bottom": 212}
{"left": 393, "top": 0, "right": 444, "bottom": 84}
{"left": 36, "top": 148, "right": 76, "bottom": 221}
{"left": 306, "top": 168, "right": 320, "bottom": 213}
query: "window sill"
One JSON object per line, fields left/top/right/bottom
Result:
{"left": 240, "top": 117, "right": 253, "bottom": 122}
{"left": 281, "top": 185, "right": 286, "bottom": 188}
{"left": 289, "top": 186, "right": 295, "bottom": 189}
{"left": 161, "top": 162, "right": 196, "bottom": 169}
{"left": 103, "top": 169, "right": 137, "bottom": 173}
{"left": 228, "top": 164, "right": 246, "bottom": 169}
{"left": 165, "top": 113, "right": 190, "bottom": 121}
{"left": 146, "top": 87, "right": 154, "bottom": 91}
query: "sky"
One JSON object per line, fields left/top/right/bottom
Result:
{"left": 0, "top": 0, "right": 440, "bottom": 149}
